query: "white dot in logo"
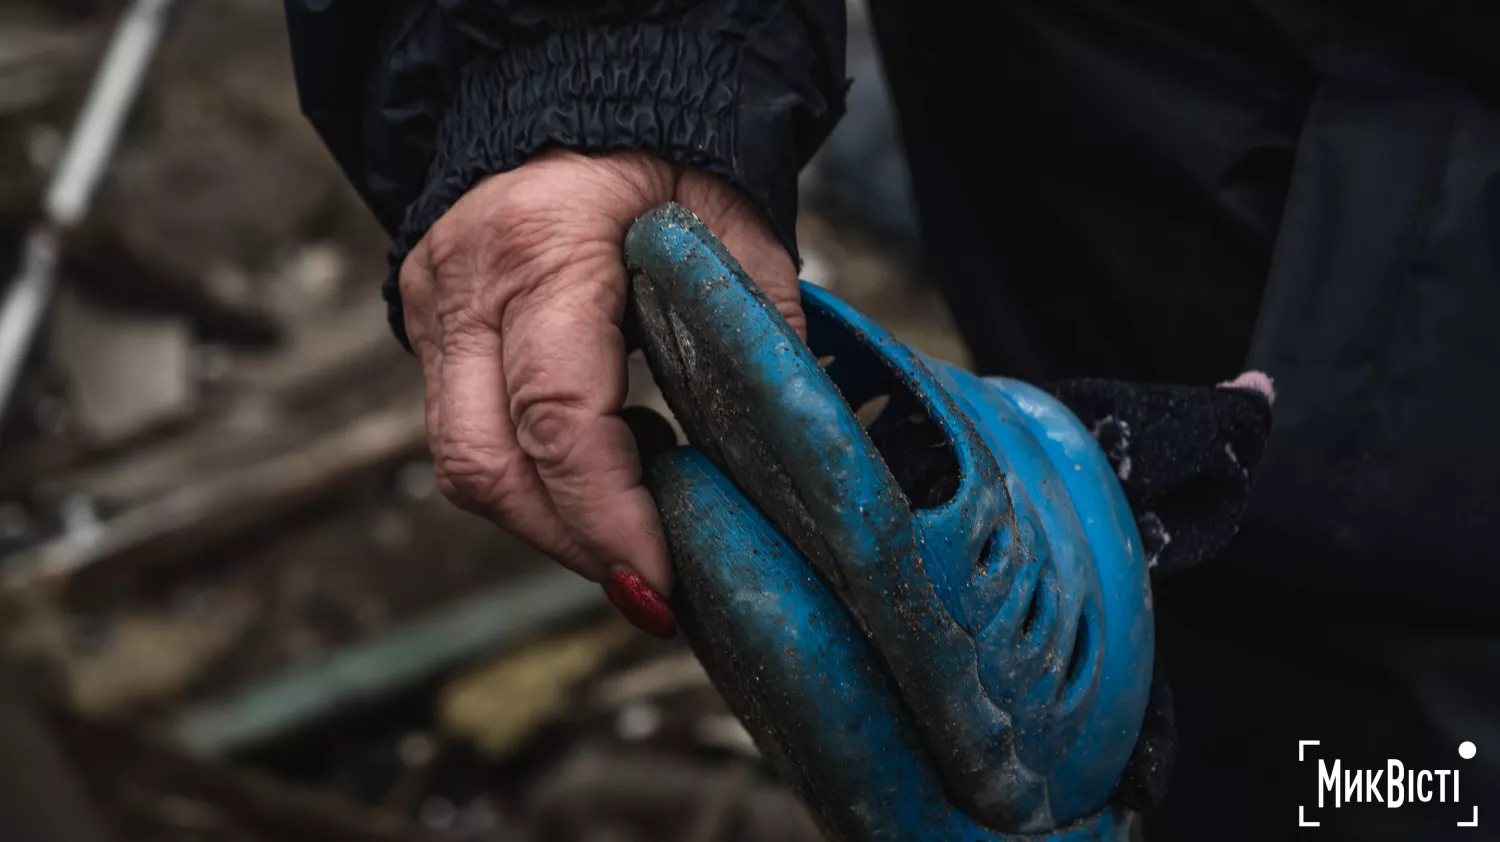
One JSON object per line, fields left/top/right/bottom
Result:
{"left": 1459, "top": 741, "right": 1477, "bottom": 760}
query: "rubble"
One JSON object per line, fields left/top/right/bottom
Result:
{"left": 49, "top": 286, "right": 194, "bottom": 445}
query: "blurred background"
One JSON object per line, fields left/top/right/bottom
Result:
{"left": 0, "top": 1, "right": 968, "bottom": 840}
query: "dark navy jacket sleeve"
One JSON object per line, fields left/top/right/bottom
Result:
{"left": 284, "top": 0, "right": 847, "bottom": 347}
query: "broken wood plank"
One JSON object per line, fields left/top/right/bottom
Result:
{"left": 588, "top": 651, "right": 709, "bottom": 711}
{"left": 4, "top": 400, "right": 429, "bottom": 590}
{"left": 226, "top": 295, "right": 400, "bottom": 407}
{"left": 5, "top": 296, "right": 408, "bottom": 503}
{"left": 62, "top": 223, "right": 283, "bottom": 346}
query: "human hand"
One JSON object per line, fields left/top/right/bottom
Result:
{"left": 398, "top": 150, "right": 799, "bottom": 629}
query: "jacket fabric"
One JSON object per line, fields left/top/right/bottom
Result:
{"left": 284, "top": 0, "right": 846, "bottom": 349}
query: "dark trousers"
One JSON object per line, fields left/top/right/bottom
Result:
{"left": 866, "top": 1, "right": 1500, "bottom": 838}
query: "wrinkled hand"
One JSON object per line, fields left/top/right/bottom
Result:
{"left": 399, "top": 150, "right": 800, "bottom": 596}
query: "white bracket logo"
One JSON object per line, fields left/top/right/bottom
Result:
{"left": 1299, "top": 739, "right": 1479, "bottom": 828}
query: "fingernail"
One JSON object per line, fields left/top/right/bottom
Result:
{"left": 1217, "top": 370, "right": 1276, "bottom": 405}
{"left": 603, "top": 569, "right": 677, "bottom": 639}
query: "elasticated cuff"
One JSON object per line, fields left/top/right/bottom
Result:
{"left": 382, "top": 22, "right": 808, "bottom": 350}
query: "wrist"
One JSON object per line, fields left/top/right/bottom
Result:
{"left": 520, "top": 148, "right": 678, "bottom": 223}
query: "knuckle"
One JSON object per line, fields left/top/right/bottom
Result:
{"left": 416, "top": 170, "right": 641, "bottom": 325}
{"left": 421, "top": 209, "right": 474, "bottom": 272}
{"left": 490, "top": 223, "right": 614, "bottom": 300}
{"left": 405, "top": 224, "right": 494, "bottom": 326}
{"left": 431, "top": 204, "right": 575, "bottom": 303}
{"left": 436, "top": 305, "right": 490, "bottom": 346}
{"left": 398, "top": 245, "right": 435, "bottom": 307}
{"left": 431, "top": 438, "right": 522, "bottom": 512}
{"left": 512, "top": 395, "right": 592, "bottom": 469}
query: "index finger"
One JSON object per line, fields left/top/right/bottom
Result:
{"left": 502, "top": 249, "right": 673, "bottom": 596}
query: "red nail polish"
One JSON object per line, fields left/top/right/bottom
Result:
{"left": 604, "top": 570, "right": 677, "bottom": 639}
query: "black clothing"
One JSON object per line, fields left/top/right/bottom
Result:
{"left": 284, "top": 0, "right": 846, "bottom": 348}
{"left": 864, "top": 4, "right": 1500, "bottom": 832}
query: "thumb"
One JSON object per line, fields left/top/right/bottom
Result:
{"left": 674, "top": 171, "right": 805, "bottom": 341}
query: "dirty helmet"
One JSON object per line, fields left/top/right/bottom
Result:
{"left": 623, "top": 204, "right": 1267, "bottom": 842}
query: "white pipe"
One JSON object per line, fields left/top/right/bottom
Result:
{"left": 0, "top": 229, "right": 61, "bottom": 420}
{"left": 0, "top": 0, "right": 178, "bottom": 425}
{"left": 46, "top": 0, "right": 176, "bottom": 226}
